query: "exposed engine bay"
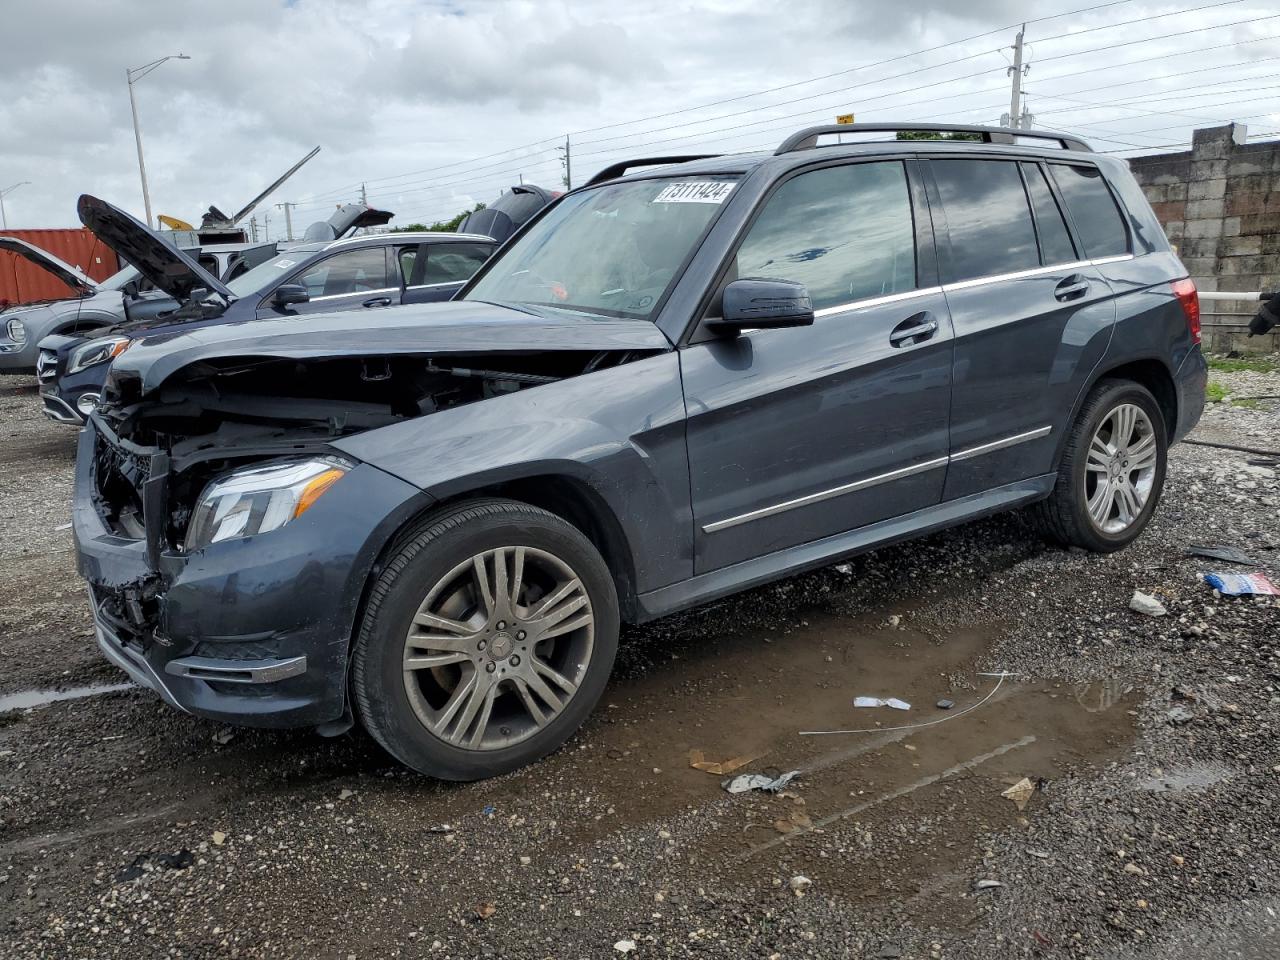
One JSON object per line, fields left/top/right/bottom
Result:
{"left": 91, "top": 349, "right": 652, "bottom": 549}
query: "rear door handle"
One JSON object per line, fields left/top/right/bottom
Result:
{"left": 362, "top": 296, "right": 394, "bottom": 308}
{"left": 889, "top": 311, "right": 939, "bottom": 347}
{"left": 1054, "top": 274, "right": 1091, "bottom": 302}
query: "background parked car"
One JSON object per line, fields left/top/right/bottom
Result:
{"left": 38, "top": 228, "right": 498, "bottom": 423}
{"left": 1, "top": 235, "right": 278, "bottom": 378}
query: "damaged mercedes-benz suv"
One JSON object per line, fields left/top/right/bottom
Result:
{"left": 75, "top": 124, "right": 1206, "bottom": 780}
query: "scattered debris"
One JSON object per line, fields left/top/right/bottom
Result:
{"left": 614, "top": 940, "right": 636, "bottom": 954}
{"left": 1129, "top": 590, "right": 1168, "bottom": 616}
{"left": 1185, "top": 544, "right": 1256, "bottom": 565}
{"left": 114, "top": 849, "right": 194, "bottom": 883}
{"left": 1001, "top": 778, "right": 1037, "bottom": 811}
{"left": 854, "top": 696, "right": 911, "bottom": 710}
{"left": 689, "top": 749, "right": 763, "bottom": 775}
{"left": 936, "top": 698, "right": 955, "bottom": 710}
{"left": 212, "top": 727, "right": 236, "bottom": 746}
{"left": 724, "top": 770, "right": 800, "bottom": 794}
{"left": 482, "top": 805, "right": 497, "bottom": 816}
{"left": 474, "top": 901, "right": 497, "bottom": 921}
{"left": 833, "top": 563, "right": 852, "bottom": 575}
{"left": 973, "top": 879, "right": 1003, "bottom": 892}
{"left": 211, "top": 831, "right": 226, "bottom": 846}
{"left": 1203, "top": 571, "right": 1279, "bottom": 596}
{"left": 339, "top": 788, "right": 355, "bottom": 800}
{"left": 801, "top": 672, "right": 1016, "bottom": 736}
{"left": 54, "top": 521, "right": 71, "bottom": 531}
{"left": 788, "top": 875, "right": 812, "bottom": 896}
{"left": 425, "top": 824, "right": 454, "bottom": 834}
{"left": 772, "top": 810, "right": 813, "bottom": 834}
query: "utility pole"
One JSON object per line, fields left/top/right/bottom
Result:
{"left": 360, "top": 182, "right": 368, "bottom": 205}
{"left": 249, "top": 215, "right": 259, "bottom": 242}
{"left": 126, "top": 54, "right": 191, "bottom": 228}
{"left": 559, "top": 135, "right": 572, "bottom": 190}
{"left": 0, "top": 181, "right": 31, "bottom": 230}
{"left": 1006, "top": 24, "right": 1027, "bottom": 129}
{"left": 275, "top": 201, "right": 296, "bottom": 240}
{"left": 263, "top": 210, "right": 270, "bottom": 242}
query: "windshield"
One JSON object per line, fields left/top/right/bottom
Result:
{"left": 97, "top": 265, "right": 140, "bottom": 291}
{"left": 226, "top": 248, "right": 321, "bottom": 298}
{"left": 463, "top": 176, "right": 739, "bottom": 320}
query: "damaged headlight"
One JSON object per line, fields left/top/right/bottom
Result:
{"left": 5, "top": 316, "right": 25, "bottom": 344}
{"left": 68, "top": 336, "right": 130, "bottom": 374}
{"left": 184, "top": 458, "right": 349, "bottom": 552}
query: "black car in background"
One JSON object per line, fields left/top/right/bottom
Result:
{"left": 38, "top": 228, "right": 497, "bottom": 423}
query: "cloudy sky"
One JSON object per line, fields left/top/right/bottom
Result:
{"left": 1, "top": 0, "right": 1277, "bottom": 234}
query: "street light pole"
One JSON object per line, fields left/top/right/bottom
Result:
{"left": 126, "top": 54, "right": 190, "bottom": 229}
{"left": 0, "top": 181, "right": 31, "bottom": 230}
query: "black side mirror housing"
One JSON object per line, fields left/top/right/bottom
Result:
{"left": 706, "top": 278, "right": 815, "bottom": 336}
{"left": 272, "top": 283, "right": 310, "bottom": 308}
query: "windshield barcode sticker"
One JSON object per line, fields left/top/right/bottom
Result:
{"left": 653, "top": 182, "right": 734, "bottom": 204}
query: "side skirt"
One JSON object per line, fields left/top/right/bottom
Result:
{"left": 634, "top": 473, "right": 1057, "bottom": 622}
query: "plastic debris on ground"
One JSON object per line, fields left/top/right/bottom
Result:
{"left": 614, "top": 941, "right": 637, "bottom": 954}
{"left": 115, "top": 849, "right": 194, "bottom": 883}
{"left": 936, "top": 699, "right": 955, "bottom": 710}
{"left": 689, "top": 749, "right": 763, "bottom": 775}
{"left": 854, "top": 696, "right": 911, "bottom": 710}
{"left": 1203, "top": 571, "right": 1280, "bottom": 596}
{"left": 1001, "top": 777, "right": 1037, "bottom": 811}
{"left": 723, "top": 770, "right": 800, "bottom": 794}
{"left": 1129, "top": 590, "right": 1167, "bottom": 616}
{"left": 788, "top": 875, "right": 812, "bottom": 896}
{"left": 973, "top": 879, "right": 1003, "bottom": 892}
{"left": 1185, "top": 544, "right": 1256, "bottom": 565}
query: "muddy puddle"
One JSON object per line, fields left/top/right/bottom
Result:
{"left": 0, "top": 681, "right": 134, "bottom": 713}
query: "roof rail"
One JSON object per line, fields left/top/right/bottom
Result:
{"left": 775, "top": 123, "right": 1092, "bottom": 155}
{"left": 584, "top": 155, "right": 723, "bottom": 187}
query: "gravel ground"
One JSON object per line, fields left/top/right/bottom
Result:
{"left": 1, "top": 358, "right": 1278, "bottom": 959}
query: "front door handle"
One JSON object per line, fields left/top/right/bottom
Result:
{"left": 889, "top": 311, "right": 938, "bottom": 347}
{"left": 362, "top": 296, "right": 394, "bottom": 308}
{"left": 1054, "top": 274, "right": 1091, "bottom": 302}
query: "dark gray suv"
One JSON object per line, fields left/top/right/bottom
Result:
{"left": 73, "top": 124, "right": 1206, "bottom": 780}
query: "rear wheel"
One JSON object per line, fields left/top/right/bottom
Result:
{"left": 1032, "top": 379, "right": 1167, "bottom": 552}
{"left": 351, "top": 499, "right": 619, "bottom": 780}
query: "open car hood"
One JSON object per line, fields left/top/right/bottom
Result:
{"left": 0, "top": 236, "right": 98, "bottom": 295}
{"left": 301, "top": 203, "right": 394, "bottom": 242}
{"left": 77, "top": 195, "right": 233, "bottom": 303}
{"left": 109, "top": 300, "right": 672, "bottom": 396}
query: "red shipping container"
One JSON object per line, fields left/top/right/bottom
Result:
{"left": 0, "top": 228, "right": 120, "bottom": 308}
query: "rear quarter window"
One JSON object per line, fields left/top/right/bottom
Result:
{"left": 1049, "top": 164, "right": 1130, "bottom": 259}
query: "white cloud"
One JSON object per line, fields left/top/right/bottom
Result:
{"left": 1, "top": 0, "right": 1277, "bottom": 231}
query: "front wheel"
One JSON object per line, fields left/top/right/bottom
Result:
{"left": 1032, "top": 379, "right": 1168, "bottom": 552}
{"left": 351, "top": 499, "right": 619, "bottom": 780}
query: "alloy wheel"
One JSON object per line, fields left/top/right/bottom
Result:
{"left": 402, "top": 546, "right": 595, "bottom": 751}
{"left": 1083, "top": 402, "right": 1158, "bottom": 534}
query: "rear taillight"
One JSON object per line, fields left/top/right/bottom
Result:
{"left": 1172, "top": 278, "right": 1201, "bottom": 345}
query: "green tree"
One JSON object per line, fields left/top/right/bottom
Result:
{"left": 392, "top": 202, "right": 486, "bottom": 234}
{"left": 895, "top": 130, "right": 982, "bottom": 141}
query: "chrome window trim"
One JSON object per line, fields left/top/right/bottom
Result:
{"left": 813, "top": 286, "right": 942, "bottom": 318}
{"left": 702, "top": 425, "right": 1053, "bottom": 533}
{"left": 306, "top": 286, "right": 398, "bottom": 303}
{"left": 803, "top": 254, "right": 1136, "bottom": 319}
{"left": 405, "top": 280, "right": 463, "bottom": 291}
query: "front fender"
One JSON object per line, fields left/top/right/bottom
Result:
{"left": 331, "top": 352, "right": 693, "bottom": 594}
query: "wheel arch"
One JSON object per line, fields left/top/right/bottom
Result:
{"left": 1057, "top": 355, "right": 1178, "bottom": 467}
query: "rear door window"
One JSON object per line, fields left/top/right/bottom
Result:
{"left": 930, "top": 159, "right": 1039, "bottom": 282}
{"left": 733, "top": 161, "right": 916, "bottom": 310}
{"left": 423, "top": 242, "right": 494, "bottom": 285}
{"left": 1049, "top": 164, "right": 1130, "bottom": 258}
{"left": 1021, "top": 163, "right": 1077, "bottom": 266}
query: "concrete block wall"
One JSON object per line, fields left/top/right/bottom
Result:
{"left": 1127, "top": 123, "right": 1279, "bottom": 353}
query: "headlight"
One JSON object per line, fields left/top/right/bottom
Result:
{"left": 67, "top": 336, "right": 130, "bottom": 374}
{"left": 5, "top": 317, "right": 25, "bottom": 344}
{"left": 184, "top": 458, "right": 349, "bottom": 552}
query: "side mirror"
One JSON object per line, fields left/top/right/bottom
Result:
{"left": 272, "top": 283, "right": 310, "bottom": 308}
{"left": 706, "top": 278, "right": 814, "bottom": 336}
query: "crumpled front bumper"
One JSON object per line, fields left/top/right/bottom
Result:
{"left": 74, "top": 420, "right": 433, "bottom": 728}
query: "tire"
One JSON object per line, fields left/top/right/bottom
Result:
{"left": 1032, "top": 379, "right": 1168, "bottom": 552}
{"left": 351, "top": 498, "right": 619, "bottom": 780}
